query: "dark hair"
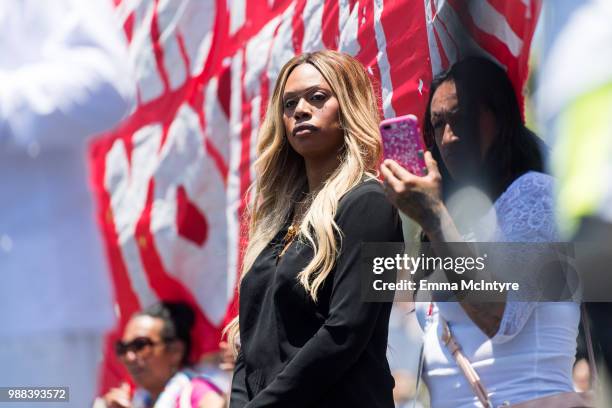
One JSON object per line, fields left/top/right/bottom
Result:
{"left": 137, "top": 301, "right": 196, "bottom": 366}
{"left": 423, "top": 57, "right": 544, "bottom": 200}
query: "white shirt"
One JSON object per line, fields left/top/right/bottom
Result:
{"left": 416, "top": 172, "right": 579, "bottom": 408}
{"left": 0, "top": 0, "right": 135, "bottom": 335}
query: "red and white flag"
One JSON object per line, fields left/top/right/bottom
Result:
{"left": 90, "top": 0, "right": 541, "bottom": 393}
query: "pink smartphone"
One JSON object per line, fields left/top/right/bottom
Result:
{"left": 380, "top": 114, "right": 428, "bottom": 176}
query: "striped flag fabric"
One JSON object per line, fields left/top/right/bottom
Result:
{"left": 90, "top": 0, "right": 541, "bottom": 393}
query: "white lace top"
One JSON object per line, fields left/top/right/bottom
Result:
{"left": 416, "top": 172, "right": 579, "bottom": 408}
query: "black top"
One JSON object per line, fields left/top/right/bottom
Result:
{"left": 230, "top": 179, "right": 404, "bottom": 408}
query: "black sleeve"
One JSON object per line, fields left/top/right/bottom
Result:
{"left": 229, "top": 350, "right": 249, "bottom": 407}
{"left": 244, "top": 185, "right": 399, "bottom": 407}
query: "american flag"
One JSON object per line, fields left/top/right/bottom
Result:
{"left": 90, "top": 0, "right": 541, "bottom": 393}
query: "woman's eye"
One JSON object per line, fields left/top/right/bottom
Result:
{"left": 432, "top": 120, "right": 444, "bottom": 130}
{"left": 447, "top": 112, "right": 461, "bottom": 128}
{"left": 284, "top": 99, "right": 297, "bottom": 109}
{"left": 310, "top": 92, "right": 326, "bottom": 101}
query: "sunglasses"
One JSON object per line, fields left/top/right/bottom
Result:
{"left": 114, "top": 337, "right": 165, "bottom": 358}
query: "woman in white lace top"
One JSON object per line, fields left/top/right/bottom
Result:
{"left": 381, "top": 58, "right": 580, "bottom": 408}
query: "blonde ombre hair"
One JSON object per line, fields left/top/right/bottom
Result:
{"left": 225, "top": 50, "right": 382, "bottom": 351}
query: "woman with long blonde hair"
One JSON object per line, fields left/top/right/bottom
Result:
{"left": 227, "top": 50, "right": 403, "bottom": 407}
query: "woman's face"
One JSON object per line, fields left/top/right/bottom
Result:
{"left": 429, "top": 80, "right": 496, "bottom": 181}
{"left": 117, "top": 316, "right": 183, "bottom": 394}
{"left": 282, "top": 63, "right": 344, "bottom": 161}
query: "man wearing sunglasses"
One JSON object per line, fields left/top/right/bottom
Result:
{"left": 95, "top": 302, "right": 226, "bottom": 408}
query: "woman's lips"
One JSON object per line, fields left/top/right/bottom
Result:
{"left": 292, "top": 124, "right": 319, "bottom": 136}
{"left": 442, "top": 142, "right": 463, "bottom": 160}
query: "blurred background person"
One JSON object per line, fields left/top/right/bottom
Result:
{"left": 539, "top": 2, "right": 612, "bottom": 253}
{"left": 392, "top": 369, "right": 426, "bottom": 408}
{"left": 539, "top": 0, "right": 612, "bottom": 403}
{"left": 386, "top": 303, "right": 425, "bottom": 407}
{"left": 573, "top": 358, "right": 592, "bottom": 393}
{"left": 0, "top": 0, "right": 134, "bottom": 406}
{"left": 96, "top": 302, "right": 226, "bottom": 408}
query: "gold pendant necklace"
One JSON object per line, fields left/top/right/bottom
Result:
{"left": 278, "top": 224, "right": 298, "bottom": 260}
{"left": 277, "top": 195, "right": 311, "bottom": 261}
{"left": 284, "top": 224, "right": 298, "bottom": 243}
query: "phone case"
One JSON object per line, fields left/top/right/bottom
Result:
{"left": 380, "top": 114, "right": 428, "bottom": 176}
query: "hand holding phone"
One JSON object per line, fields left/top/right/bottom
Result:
{"left": 380, "top": 114, "right": 428, "bottom": 176}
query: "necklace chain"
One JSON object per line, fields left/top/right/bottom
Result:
{"left": 278, "top": 195, "right": 312, "bottom": 259}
